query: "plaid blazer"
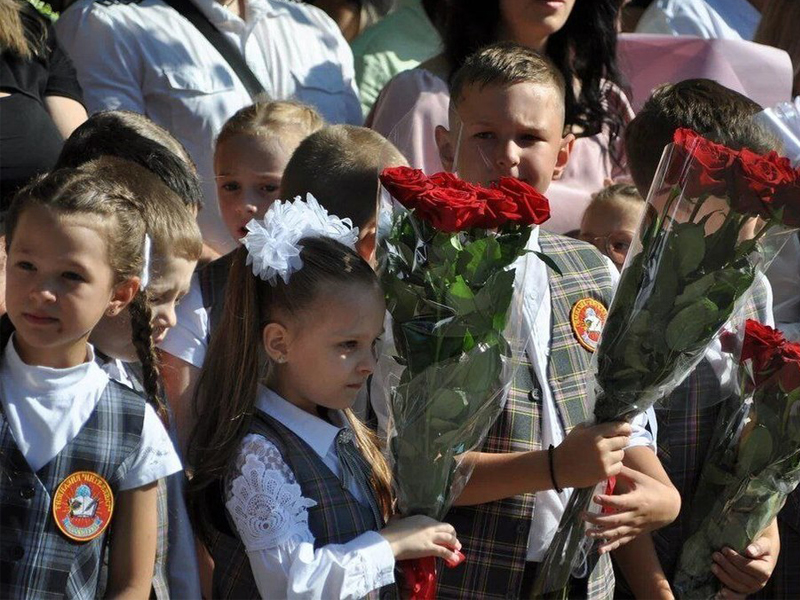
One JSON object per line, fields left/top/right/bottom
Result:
{"left": 438, "top": 232, "right": 616, "bottom": 600}
{"left": 0, "top": 380, "right": 145, "bottom": 599}
{"left": 650, "top": 275, "right": 800, "bottom": 585}
{"left": 211, "top": 410, "right": 396, "bottom": 600}
{"left": 198, "top": 250, "right": 235, "bottom": 338}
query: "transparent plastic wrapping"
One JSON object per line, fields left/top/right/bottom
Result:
{"left": 673, "top": 320, "right": 800, "bottom": 599}
{"left": 377, "top": 166, "right": 554, "bottom": 598}
{"left": 532, "top": 127, "right": 800, "bottom": 598}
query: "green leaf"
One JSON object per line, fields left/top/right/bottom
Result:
{"left": 736, "top": 426, "right": 773, "bottom": 477}
{"left": 665, "top": 298, "right": 719, "bottom": 352}
{"left": 531, "top": 251, "right": 562, "bottom": 276}
{"left": 674, "top": 273, "right": 716, "bottom": 308}
{"left": 672, "top": 222, "right": 706, "bottom": 276}
{"left": 428, "top": 389, "right": 469, "bottom": 421}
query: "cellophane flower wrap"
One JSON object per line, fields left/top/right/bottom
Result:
{"left": 378, "top": 166, "right": 552, "bottom": 599}
{"left": 533, "top": 128, "right": 800, "bottom": 598}
{"left": 673, "top": 320, "right": 800, "bottom": 598}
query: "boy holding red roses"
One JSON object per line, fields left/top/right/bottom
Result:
{"left": 624, "top": 79, "right": 787, "bottom": 599}
{"left": 425, "top": 42, "right": 681, "bottom": 599}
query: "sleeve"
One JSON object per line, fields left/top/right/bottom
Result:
{"left": 627, "top": 408, "right": 657, "bottom": 452}
{"left": 43, "top": 23, "right": 85, "bottom": 105}
{"left": 158, "top": 275, "right": 208, "bottom": 369}
{"left": 325, "top": 11, "right": 362, "bottom": 126}
{"left": 226, "top": 435, "right": 396, "bottom": 600}
{"left": 54, "top": 3, "right": 146, "bottom": 114}
{"left": 119, "top": 403, "right": 182, "bottom": 491}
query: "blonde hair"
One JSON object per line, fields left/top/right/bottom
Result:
{"left": 0, "top": 0, "right": 45, "bottom": 59}
{"left": 588, "top": 182, "right": 643, "bottom": 209}
{"left": 216, "top": 100, "right": 325, "bottom": 150}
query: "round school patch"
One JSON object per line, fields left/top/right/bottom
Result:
{"left": 52, "top": 471, "right": 114, "bottom": 542}
{"left": 570, "top": 298, "right": 608, "bottom": 353}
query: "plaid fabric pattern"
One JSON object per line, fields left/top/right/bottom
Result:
{"left": 211, "top": 409, "right": 396, "bottom": 600}
{"left": 151, "top": 478, "right": 170, "bottom": 599}
{"left": 652, "top": 276, "right": 782, "bottom": 582}
{"left": 438, "top": 232, "right": 616, "bottom": 600}
{"left": 197, "top": 250, "right": 235, "bottom": 338}
{"left": 0, "top": 380, "right": 145, "bottom": 599}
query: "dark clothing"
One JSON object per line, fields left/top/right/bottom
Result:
{"left": 0, "top": 379, "right": 144, "bottom": 599}
{"left": 0, "top": 5, "right": 84, "bottom": 208}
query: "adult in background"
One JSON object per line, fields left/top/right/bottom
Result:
{"left": 368, "top": 0, "right": 632, "bottom": 235}
{"left": 55, "top": 0, "right": 362, "bottom": 256}
{"left": 0, "top": 0, "right": 87, "bottom": 316}
{"left": 636, "top": 0, "right": 767, "bottom": 41}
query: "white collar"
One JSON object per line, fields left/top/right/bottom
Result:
{"left": 255, "top": 386, "right": 346, "bottom": 460}
{"left": 3, "top": 335, "right": 101, "bottom": 395}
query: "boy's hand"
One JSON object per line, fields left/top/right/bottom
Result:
{"left": 554, "top": 422, "right": 631, "bottom": 489}
{"left": 583, "top": 466, "right": 680, "bottom": 554}
{"left": 711, "top": 536, "right": 778, "bottom": 598}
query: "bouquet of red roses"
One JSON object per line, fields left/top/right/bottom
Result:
{"left": 378, "top": 166, "right": 553, "bottom": 599}
{"left": 533, "top": 129, "right": 800, "bottom": 598}
{"left": 673, "top": 320, "right": 800, "bottom": 598}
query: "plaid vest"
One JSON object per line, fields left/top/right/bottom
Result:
{"left": 0, "top": 380, "right": 145, "bottom": 599}
{"left": 198, "top": 250, "right": 235, "bottom": 338}
{"left": 211, "top": 410, "right": 396, "bottom": 599}
{"left": 438, "top": 232, "right": 616, "bottom": 600}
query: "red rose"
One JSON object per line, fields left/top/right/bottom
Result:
{"left": 666, "top": 129, "right": 736, "bottom": 198}
{"left": 491, "top": 177, "right": 551, "bottom": 225}
{"left": 741, "top": 319, "right": 787, "bottom": 376}
{"left": 770, "top": 173, "right": 800, "bottom": 227}
{"left": 380, "top": 167, "right": 434, "bottom": 205}
{"left": 776, "top": 342, "right": 800, "bottom": 392}
{"left": 415, "top": 187, "right": 486, "bottom": 232}
{"left": 729, "top": 149, "right": 796, "bottom": 217}
{"left": 474, "top": 186, "right": 517, "bottom": 227}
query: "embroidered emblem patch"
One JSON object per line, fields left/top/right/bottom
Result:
{"left": 53, "top": 471, "right": 114, "bottom": 542}
{"left": 570, "top": 298, "right": 607, "bottom": 353}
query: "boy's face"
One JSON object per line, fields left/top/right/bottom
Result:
{"left": 436, "top": 81, "right": 573, "bottom": 193}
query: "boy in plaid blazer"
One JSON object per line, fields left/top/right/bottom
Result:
{"left": 624, "top": 78, "right": 790, "bottom": 599}
{"left": 431, "top": 42, "right": 680, "bottom": 599}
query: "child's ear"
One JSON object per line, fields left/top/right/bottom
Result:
{"left": 552, "top": 133, "right": 576, "bottom": 181}
{"left": 106, "top": 277, "right": 140, "bottom": 317}
{"left": 356, "top": 220, "right": 377, "bottom": 268}
{"left": 262, "top": 322, "right": 290, "bottom": 363}
{"left": 435, "top": 125, "right": 456, "bottom": 173}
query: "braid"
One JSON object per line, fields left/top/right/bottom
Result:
{"left": 128, "top": 292, "right": 169, "bottom": 425}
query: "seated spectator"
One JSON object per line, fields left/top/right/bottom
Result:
{"left": 55, "top": 0, "right": 362, "bottom": 256}
{"left": 636, "top": 0, "right": 766, "bottom": 41}
{"left": 351, "top": 0, "right": 442, "bottom": 117}
{"left": 368, "top": 0, "right": 634, "bottom": 236}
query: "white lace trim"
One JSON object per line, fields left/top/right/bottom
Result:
{"left": 225, "top": 435, "right": 317, "bottom": 552}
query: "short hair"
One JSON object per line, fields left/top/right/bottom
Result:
{"left": 56, "top": 110, "right": 204, "bottom": 210}
{"left": 280, "top": 125, "right": 407, "bottom": 229}
{"left": 215, "top": 100, "right": 324, "bottom": 149}
{"left": 587, "top": 182, "right": 643, "bottom": 209}
{"left": 625, "top": 79, "right": 777, "bottom": 193}
{"left": 449, "top": 42, "right": 566, "bottom": 112}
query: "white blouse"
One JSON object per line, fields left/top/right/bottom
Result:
{"left": 0, "top": 337, "right": 181, "bottom": 490}
{"left": 225, "top": 387, "right": 395, "bottom": 600}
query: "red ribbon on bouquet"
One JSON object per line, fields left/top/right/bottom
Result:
{"left": 400, "top": 550, "right": 466, "bottom": 599}
{"left": 601, "top": 476, "right": 617, "bottom": 515}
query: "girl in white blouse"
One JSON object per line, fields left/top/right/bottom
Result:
{"left": 187, "top": 196, "right": 462, "bottom": 599}
{"left": 0, "top": 167, "right": 181, "bottom": 598}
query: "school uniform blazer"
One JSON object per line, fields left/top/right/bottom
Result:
{"left": 438, "top": 231, "right": 617, "bottom": 600}
{"left": 0, "top": 380, "right": 145, "bottom": 599}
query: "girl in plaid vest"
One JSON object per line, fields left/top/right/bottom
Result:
{"left": 187, "top": 196, "right": 462, "bottom": 599}
{"left": 0, "top": 167, "right": 182, "bottom": 598}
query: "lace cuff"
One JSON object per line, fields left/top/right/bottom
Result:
{"left": 225, "top": 435, "right": 317, "bottom": 552}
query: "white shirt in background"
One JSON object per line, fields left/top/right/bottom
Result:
{"left": 55, "top": 0, "right": 362, "bottom": 254}
{"left": 636, "top": 0, "right": 761, "bottom": 41}
{"left": 0, "top": 337, "right": 181, "bottom": 490}
{"left": 767, "top": 233, "right": 800, "bottom": 342}
{"left": 225, "top": 386, "right": 395, "bottom": 599}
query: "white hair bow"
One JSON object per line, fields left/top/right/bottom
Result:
{"left": 241, "top": 194, "right": 359, "bottom": 285}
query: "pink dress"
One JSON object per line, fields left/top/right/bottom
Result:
{"left": 367, "top": 67, "right": 634, "bottom": 235}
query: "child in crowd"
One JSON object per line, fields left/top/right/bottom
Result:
{"left": 431, "top": 42, "right": 680, "bottom": 599}
{"left": 0, "top": 167, "right": 181, "bottom": 598}
{"left": 579, "top": 183, "right": 644, "bottom": 271}
{"left": 187, "top": 197, "right": 461, "bottom": 598}
{"left": 161, "top": 124, "right": 406, "bottom": 451}
{"left": 213, "top": 101, "right": 324, "bottom": 246}
{"left": 56, "top": 115, "right": 207, "bottom": 598}
{"left": 623, "top": 79, "right": 785, "bottom": 599}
